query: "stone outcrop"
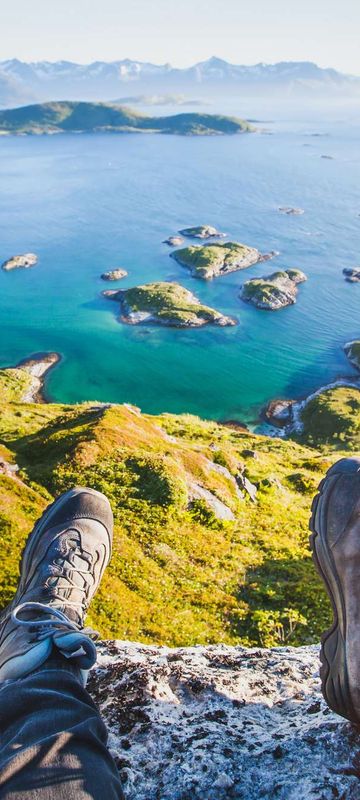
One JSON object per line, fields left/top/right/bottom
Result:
{"left": 344, "top": 341, "right": 360, "bottom": 370}
{"left": 163, "top": 236, "right": 184, "bottom": 247}
{"left": 240, "top": 269, "right": 307, "bottom": 310}
{"left": 1, "top": 253, "right": 38, "bottom": 271}
{"left": 88, "top": 640, "right": 359, "bottom": 800}
{"left": 278, "top": 207, "right": 304, "bottom": 216}
{"left": 179, "top": 225, "right": 227, "bottom": 240}
{"left": 101, "top": 269, "right": 128, "bottom": 281}
{"left": 343, "top": 268, "right": 360, "bottom": 283}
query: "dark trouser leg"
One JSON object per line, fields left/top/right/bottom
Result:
{"left": 0, "top": 663, "right": 124, "bottom": 799}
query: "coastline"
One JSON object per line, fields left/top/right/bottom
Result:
{"left": 261, "top": 374, "right": 360, "bottom": 438}
{"left": 15, "top": 352, "right": 61, "bottom": 403}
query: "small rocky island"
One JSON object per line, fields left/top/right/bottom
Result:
{"left": 240, "top": 269, "right": 307, "bottom": 310}
{"left": 343, "top": 267, "right": 360, "bottom": 283}
{"left": 344, "top": 340, "right": 360, "bottom": 370}
{"left": 2, "top": 253, "right": 38, "bottom": 271}
{"left": 101, "top": 269, "right": 128, "bottom": 281}
{"left": 170, "top": 241, "right": 274, "bottom": 279}
{"left": 103, "top": 281, "right": 236, "bottom": 327}
{"left": 163, "top": 236, "right": 184, "bottom": 247}
{"left": 179, "top": 225, "right": 227, "bottom": 240}
{"left": 278, "top": 207, "right": 304, "bottom": 216}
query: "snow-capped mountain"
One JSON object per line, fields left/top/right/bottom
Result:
{"left": 0, "top": 57, "right": 359, "bottom": 107}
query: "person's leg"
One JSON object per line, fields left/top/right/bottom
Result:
{"left": 310, "top": 457, "right": 360, "bottom": 723}
{"left": 0, "top": 488, "right": 124, "bottom": 799}
{"left": 0, "top": 659, "right": 124, "bottom": 799}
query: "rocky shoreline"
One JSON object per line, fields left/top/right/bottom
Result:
{"left": 14, "top": 352, "right": 60, "bottom": 402}
{"left": 264, "top": 376, "right": 360, "bottom": 437}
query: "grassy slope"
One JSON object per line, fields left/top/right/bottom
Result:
{"left": 3, "top": 372, "right": 360, "bottom": 650}
{"left": 0, "top": 102, "right": 253, "bottom": 136}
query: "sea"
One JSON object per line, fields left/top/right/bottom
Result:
{"left": 0, "top": 97, "right": 359, "bottom": 426}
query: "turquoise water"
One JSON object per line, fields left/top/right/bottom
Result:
{"left": 0, "top": 114, "right": 359, "bottom": 424}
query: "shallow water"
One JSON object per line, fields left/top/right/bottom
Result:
{"left": 0, "top": 111, "right": 359, "bottom": 424}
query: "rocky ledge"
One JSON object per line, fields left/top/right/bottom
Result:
{"left": 103, "top": 282, "right": 236, "bottom": 327}
{"left": 240, "top": 269, "right": 307, "bottom": 310}
{"left": 88, "top": 640, "right": 360, "bottom": 800}
{"left": 343, "top": 268, "right": 360, "bottom": 283}
{"left": 101, "top": 269, "right": 128, "bottom": 281}
{"left": 1, "top": 253, "right": 38, "bottom": 271}
{"left": 344, "top": 340, "right": 360, "bottom": 371}
{"left": 171, "top": 242, "right": 276, "bottom": 280}
{"left": 179, "top": 225, "right": 227, "bottom": 240}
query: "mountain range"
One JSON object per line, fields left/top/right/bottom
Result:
{"left": 0, "top": 57, "right": 359, "bottom": 107}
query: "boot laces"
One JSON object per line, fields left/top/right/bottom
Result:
{"left": 45, "top": 536, "right": 96, "bottom": 611}
{"left": 11, "top": 602, "right": 98, "bottom": 642}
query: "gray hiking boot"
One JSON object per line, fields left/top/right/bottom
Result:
{"left": 310, "top": 457, "right": 360, "bottom": 723}
{"left": 0, "top": 487, "right": 113, "bottom": 683}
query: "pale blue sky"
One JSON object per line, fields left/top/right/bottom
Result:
{"left": 2, "top": 0, "right": 359, "bottom": 74}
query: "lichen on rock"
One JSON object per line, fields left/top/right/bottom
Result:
{"left": 88, "top": 641, "right": 358, "bottom": 800}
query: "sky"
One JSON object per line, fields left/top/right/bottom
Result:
{"left": 1, "top": 0, "right": 359, "bottom": 74}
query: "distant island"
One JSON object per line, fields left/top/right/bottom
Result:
{"left": 0, "top": 102, "right": 254, "bottom": 136}
{"left": 103, "top": 281, "right": 236, "bottom": 327}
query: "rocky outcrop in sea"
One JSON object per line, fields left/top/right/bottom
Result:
{"left": 1, "top": 253, "right": 38, "bottom": 271}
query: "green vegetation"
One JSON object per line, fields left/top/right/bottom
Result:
{"left": 171, "top": 241, "right": 260, "bottom": 279}
{"left": 241, "top": 269, "right": 307, "bottom": 310}
{"left": 344, "top": 340, "right": 360, "bottom": 370}
{"left": 0, "top": 365, "right": 348, "bottom": 649}
{"left": 0, "top": 102, "right": 254, "bottom": 136}
{"left": 112, "top": 281, "right": 235, "bottom": 327}
{"left": 0, "top": 367, "right": 33, "bottom": 403}
{"left": 299, "top": 386, "right": 360, "bottom": 448}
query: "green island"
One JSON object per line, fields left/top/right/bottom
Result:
{"left": 103, "top": 281, "right": 236, "bottom": 327}
{"left": 0, "top": 102, "right": 254, "bottom": 136}
{"left": 240, "top": 269, "right": 307, "bottom": 310}
{"left": 344, "top": 340, "right": 360, "bottom": 370}
{"left": 170, "top": 241, "right": 265, "bottom": 279}
{"left": 179, "top": 225, "right": 226, "bottom": 239}
{"left": 0, "top": 358, "right": 359, "bottom": 649}
{"left": 299, "top": 386, "right": 360, "bottom": 447}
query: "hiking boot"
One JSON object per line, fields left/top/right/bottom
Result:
{"left": 0, "top": 487, "right": 113, "bottom": 683}
{"left": 310, "top": 457, "right": 360, "bottom": 723}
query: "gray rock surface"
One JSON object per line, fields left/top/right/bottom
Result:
{"left": 89, "top": 641, "right": 360, "bottom": 799}
{"left": 343, "top": 268, "right": 360, "bottom": 283}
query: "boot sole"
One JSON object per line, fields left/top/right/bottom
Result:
{"left": 0, "top": 487, "right": 112, "bottom": 622}
{"left": 309, "top": 460, "right": 360, "bottom": 723}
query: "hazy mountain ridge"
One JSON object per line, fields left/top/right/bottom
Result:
{"left": 0, "top": 57, "right": 359, "bottom": 106}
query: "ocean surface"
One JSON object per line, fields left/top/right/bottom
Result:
{"left": 1, "top": 102, "right": 359, "bottom": 425}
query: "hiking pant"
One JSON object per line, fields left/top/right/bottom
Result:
{"left": 0, "top": 659, "right": 124, "bottom": 799}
